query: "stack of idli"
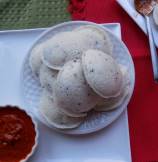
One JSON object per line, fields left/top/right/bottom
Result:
{"left": 29, "top": 25, "right": 130, "bottom": 129}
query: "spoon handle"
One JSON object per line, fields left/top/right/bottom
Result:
{"left": 145, "top": 16, "right": 158, "bottom": 82}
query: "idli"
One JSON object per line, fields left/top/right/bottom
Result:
{"left": 39, "top": 64, "right": 58, "bottom": 97}
{"left": 82, "top": 49, "right": 123, "bottom": 98}
{"left": 39, "top": 90, "right": 84, "bottom": 129}
{"left": 54, "top": 59, "right": 99, "bottom": 116}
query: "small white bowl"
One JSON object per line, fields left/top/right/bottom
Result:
{"left": 0, "top": 105, "right": 38, "bottom": 162}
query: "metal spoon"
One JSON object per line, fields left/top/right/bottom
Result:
{"left": 135, "top": 0, "right": 158, "bottom": 82}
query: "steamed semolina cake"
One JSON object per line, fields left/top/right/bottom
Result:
{"left": 29, "top": 43, "right": 44, "bottom": 77}
{"left": 54, "top": 59, "right": 99, "bottom": 117}
{"left": 39, "top": 90, "right": 84, "bottom": 129}
{"left": 82, "top": 49, "right": 123, "bottom": 98}
{"left": 39, "top": 64, "right": 58, "bottom": 97}
{"left": 75, "top": 25, "right": 113, "bottom": 55}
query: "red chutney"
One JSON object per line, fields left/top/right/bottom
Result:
{"left": 0, "top": 106, "right": 36, "bottom": 162}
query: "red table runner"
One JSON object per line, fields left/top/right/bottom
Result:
{"left": 68, "top": 0, "right": 158, "bottom": 161}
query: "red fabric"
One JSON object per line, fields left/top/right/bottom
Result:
{"left": 68, "top": 0, "right": 158, "bottom": 161}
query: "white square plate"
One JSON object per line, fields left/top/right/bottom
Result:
{"left": 0, "top": 23, "right": 131, "bottom": 162}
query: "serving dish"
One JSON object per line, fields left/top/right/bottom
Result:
{"left": 20, "top": 21, "right": 135, "bottom": 135}
{"left": 0, "top": 23, "right": 132, "bottom": 162}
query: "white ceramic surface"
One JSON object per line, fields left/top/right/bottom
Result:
{"left": 0, "top": 23, "right": 131, "bottom": 162}
{"left": 117, "top": 0, "right": 158, "bottom": 48}
{"left": 20, "top": 21, "right": 135, "bottom": 135}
